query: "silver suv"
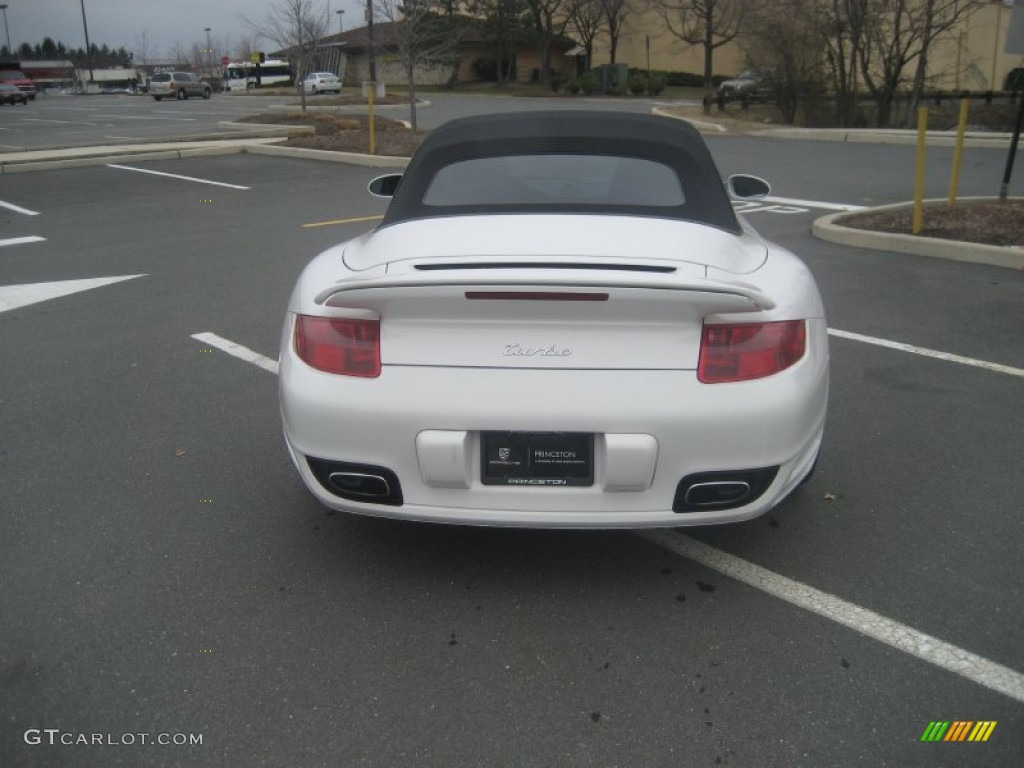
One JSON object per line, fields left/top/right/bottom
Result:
{"left": 150, "top": 72, "right": 211, "bottom": 101}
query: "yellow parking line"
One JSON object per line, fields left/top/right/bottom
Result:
{"left": 302, "top": 214, "right": 384, "bottom": 229}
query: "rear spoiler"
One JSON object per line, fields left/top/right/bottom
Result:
{"left": 315, "top": 274, "right": 775, "bottom": 313}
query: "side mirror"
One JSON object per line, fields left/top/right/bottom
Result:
{"left": 727, "top": 174, "right": 771, "bottom": 199}
{"left": 368, "top": 174, "right": 403, "bottom": 198}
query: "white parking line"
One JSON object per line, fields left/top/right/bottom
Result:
{"left": 190, "top": 329, "right": 1024, "bottom": 703}
{"left": 763, "top": 195, "right": 867, "bottom": 212}
{"left": 0, "top": 199, "right": 40, "bottom": 216}
{"left": 107, "top": 164, "right": 250, "bottom": 190}
{"left": 0, "top": 236, "right": 45, "bottom": 247}
{"left": 641, "top": 530, "right": 1024, "bottom": 703}
{"left": 829, "top": 328, "right": 1024, "bottom": 378}
{"left": 191, "top": 332, "right": 278, "bottom": 373}
{"left": 93, "top": 114, "right": 197, "bottom": 122}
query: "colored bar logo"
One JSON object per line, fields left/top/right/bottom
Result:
{"left": 921, "top": 721, "right": 997, "bottom": 742}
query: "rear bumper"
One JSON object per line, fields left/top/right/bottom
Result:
{"left": 280, "top": 319, "right": 828, "bottom": 528}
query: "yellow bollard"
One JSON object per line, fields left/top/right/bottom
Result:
{"left": 912, "top": 106, "right": 928, "bottom": 235}
{"left": 368, "top": 84, "right": 377, "bottom": 156}
{"left": 948, "top": 98, "right": 969, "bottom": 205}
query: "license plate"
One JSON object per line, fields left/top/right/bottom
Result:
{"left": 481, "top": 431, "right": 593, "bottom": 487}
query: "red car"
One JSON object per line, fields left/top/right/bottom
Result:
{"left": 0, "top": 69, "right": 36, "bottom": 100}
{"left": 0, "top": 83, "right": 28, "bottom": 105}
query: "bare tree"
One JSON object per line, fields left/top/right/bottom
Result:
{"left": 168, "top": 41, "right": 192, "bottom": 69}
{"left": 819, "top": 0, "right": 861, "bottom": 127}
{"left": 524, "top": 0, "right": 572, "bottom": 90}
{"left": 467, "top": 0, "right": 530, "bottom": 85}
{"left": 741, "top": 0, "right": 828, "bottom": 124}
{"left": 568, "top": 0, "right": 604, "bottom": 70}
{"left": 133, "top": 30, "right": 154, "bottom": 67}
{"left": 375, "top": 0, "right": 458, "bottom": 131}
{"left": 850, "top": 0, "right": 983, "bottom": 127}
{"left": 600, "top": 0, "right": 632, "bottom": 64}
{"left": 651, "top": 0, "right": 746, "bottom": 114}
{"left": 247, "top": 0, "right": 329, "bottom": 112}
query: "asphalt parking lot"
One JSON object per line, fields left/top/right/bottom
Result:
{"left": 1, "top": 143, "right": 1022, "bottom": 767}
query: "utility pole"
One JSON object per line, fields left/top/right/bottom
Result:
{"left": 0, "top": 5, "right": 11, "bottom": 58}
{"left": 204, "top": 27, "right": 212, "bottom": 79}
{"left": 79, "top": 0, "right": 94, "bottom": 84}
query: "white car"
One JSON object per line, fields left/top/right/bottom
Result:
{"left": 279, "top": 111, "right": 829, "bottom": 528}
{"left": 302, "top": 72, "right": 341, "bottom": 94}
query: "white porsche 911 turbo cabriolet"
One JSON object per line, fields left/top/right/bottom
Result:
{"left": 279, "top": 111, "right": 828, "bottom": 528}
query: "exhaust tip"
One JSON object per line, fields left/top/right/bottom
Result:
{"left": 307, "top": 458, "right": 404, "bottom": 506}
{"left": 673, "top": 467, "right": 778, "bottom": 513}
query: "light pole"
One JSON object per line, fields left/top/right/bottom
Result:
{"left": 79, "top": 0, "right": 94, "bottom": 84}
{"left": 0, "top": 5, "right": 11, "bottom": 58}
{"left": 366, "top": 0, "right": 376, "bottom": 83}
{"left": 336, "top": 9, "right": 344, "bottom": 34}
{"left": 204, "top": 27, "right": 212, "bottom": 79}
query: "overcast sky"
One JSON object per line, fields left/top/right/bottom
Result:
{"left": 5, "top": 0, "right": 364, "bottom": 59}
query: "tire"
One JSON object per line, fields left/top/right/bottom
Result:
{"left": 202, "top": 88, "right": 211, "bottom": 99}
{"left": 153, "top": 96, "right": 163, "bottom": 101}
{"left": 312, "top": 86, "right": 317, "bottom": 94}
{"left": 177, "top": 89, "right": 186, "bottom": 100}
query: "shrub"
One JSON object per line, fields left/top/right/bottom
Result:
{"left": 579, "top": 71, "right": 599, "bottom": 95}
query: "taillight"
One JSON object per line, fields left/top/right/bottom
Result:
{"left": 698, "top": 321, "right": 806, "bottom": 383}
{"left": 294, "top": 315, "right": 380, "bottom": 377}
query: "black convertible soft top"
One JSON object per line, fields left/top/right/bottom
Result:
{"left": 380, "top": 111, "right": 740, "bottom": 233}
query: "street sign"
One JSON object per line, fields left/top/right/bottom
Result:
{"left": 220, "top": 56, "right": 230, "bottom": 67}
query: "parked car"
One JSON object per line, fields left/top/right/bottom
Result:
{"left": 150, "top": 72, "right": 211, "bottom": 101}
{"left": 0, "top": 69, "right": 36, "bottom": 100}
{"left": 717, "top": 70, "right": 771, "bottom": 102}
{"left": 302, "top": 72, "right": 341, "bottom": 94}
{"left": 0, "top": 83, "right": 29, "bottom": 105}
{"left": 278, "top": 111, "right": 829, "bottom": 528}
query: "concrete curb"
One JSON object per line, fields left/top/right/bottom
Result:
{"left": 758, "top": 128, "right": 1013, "bottom": 148}
{"left": 218, "top": 121, "right": 315, "bottom": 137}
{"left": 0, "top": 139, "right": 287, "bottom": 173}
{"left": 245, "top": 144, "right": 410, "bottom": 168}
{"left": 651, "top": 107, "right": 727, "bottom": 133}
{"left": 652, "top": 107, "right": 1014, "bottom": 147}
{"left": 266, "top": 99, "right": 430, "bottom": 114}
{"left": 813, "top": 198, "right": 1024, "bottom": 270}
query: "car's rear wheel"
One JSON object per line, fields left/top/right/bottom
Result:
{"left": 153, "top": 95, "right": 163, "bottom": 101}
{"left": 312, "top": 85, "right": 318, "bottom": 94}
{"left": 177, "top": 89, "right": 186, "bottom": 100}
{"left": 202, "top": 88, "right": 211, "bottom": 99}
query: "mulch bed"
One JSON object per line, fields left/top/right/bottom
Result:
{"left": 838, "top": 200, "right": 1024, "bottom": 247}
{"left": 238, "top": 112, "right": 424, "bottom": 156}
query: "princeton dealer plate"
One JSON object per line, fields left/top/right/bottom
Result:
{"left": 481, "top": 432, "right": 594, "bottom": 487}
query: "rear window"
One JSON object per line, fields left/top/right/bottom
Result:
{"left": 422, "top": 154, "right": 685, "bottom": 208}
{"left": 0, "top": 71, "right": 27, "bottom": 80}
{"left": 151, "top": 73, "right": 171, "bottom": 82}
